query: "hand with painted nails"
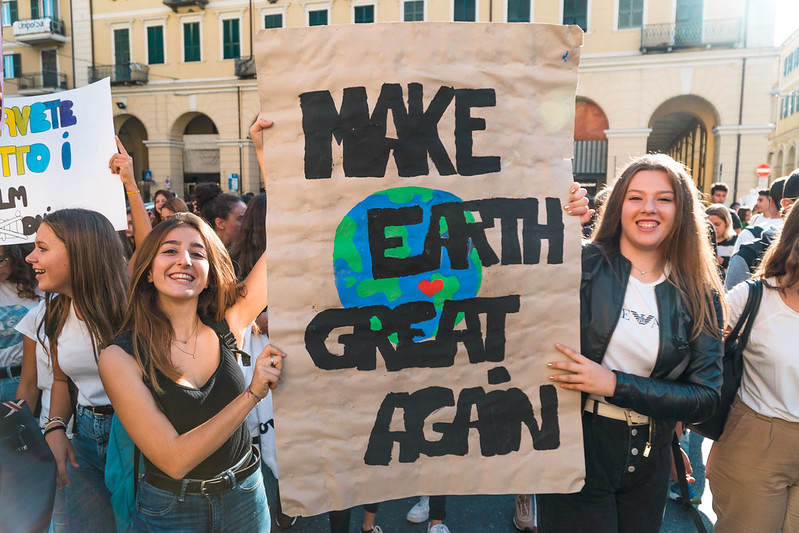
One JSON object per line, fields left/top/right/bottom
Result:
{"left": 564, "top": 183, "right": 594, "bottom": 226}
{"left": 548, "top": 343, "right": 616, "bottom": 397}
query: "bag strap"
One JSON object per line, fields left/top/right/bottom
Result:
{"left": 202, "top": 317, "right": 253, "bottom": 366}
{"left": 727, "top": 279, "right": 763, "bottom": 348}
{"left": 671, "top": 433, "right": 709, "bottom": 533}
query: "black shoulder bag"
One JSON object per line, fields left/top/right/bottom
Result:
{"left": 689, "top": 278, "right": 763, "bottom": 440}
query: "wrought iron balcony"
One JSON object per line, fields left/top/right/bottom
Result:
{"left": 641, "top": 18, "right": 742, "bottom": 53}
{"left": 12, "top": 18, "right": 67, "bottom": 44}
{"left": 16, "top": 71, "right": 68, "bottom": 95}
{"left": 89, "top": 63, "right": 149, "bottom": 85}
{"left": 235, "top": 56, "right": 257, "bottom": 79}
{"left": 163, "top": 0, "right": 209, "bottom": 12}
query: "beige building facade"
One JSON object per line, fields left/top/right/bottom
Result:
{"left": 2, "top": 0, "right": 74, "bottom": 98}
{"left": 768, "top": 28, "right": 799, "bottom": 181}
{"left": 15, "top": 0, "right": 783, "bottom": 202}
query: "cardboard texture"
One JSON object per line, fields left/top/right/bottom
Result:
{"left": 255, "top": 22, "right": 585, "bottom": 516}
{"left": 0, "top": 79, "right": 125, "bottom": 242}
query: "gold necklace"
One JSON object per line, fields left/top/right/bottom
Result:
{"left": 173, "top": 317, "right": 199, "bottom": 344}
{"left": 172, "top": 320, "right": 200, "bottom": 359}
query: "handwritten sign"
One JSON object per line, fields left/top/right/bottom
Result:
{"left": 0, "top": 78, "right": 124, "bottom": 242}
{"left": 256, "top": 23, "right": 585, "bottom": 516}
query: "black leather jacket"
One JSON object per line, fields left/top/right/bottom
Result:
{"left": 580, "top": 244, "right": 723, "bottom": 427}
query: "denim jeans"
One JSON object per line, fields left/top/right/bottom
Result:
{"left": 538, "top": 411, "right": 672, "bottom": 533}
{"left": 50, "top": 486, "right": 67, "bottom": 533}
{"left": 130, "top": 466, "right": 270, "bottom": 532}
{"left": 66, "top": 405, "right": 116, "bottom": 533}
{"left": 0, "top": 374, "right": 20, "bottom": 402}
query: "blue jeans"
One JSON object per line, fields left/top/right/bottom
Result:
{"left": 130, "top": 466, "right": 270, "bottom": 532}
{"left": 0, "top": 374, "right": 20, "bottom": 402}
{"left": 538, "top": 412, "right": 672, "bottom": 533}
{"left": 66, "top": 405, "right": 116, "bottom": 533}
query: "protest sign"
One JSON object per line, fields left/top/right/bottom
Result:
{"left": 256, "top": 22, "right": 585, "bottom": 516}
{"left": 0, "top": 78, "right": 124, "bottom": 242}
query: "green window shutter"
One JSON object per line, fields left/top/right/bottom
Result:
{"left": 223, "top": 19, "right": 240, "bottom": 59}
{"left": 184, "top": 22, "right": 201, "bottom": 62}
{"left": 354, "top": 5, "right": 374, "bottom": 23}
{"left": 264, "top": 14, "right": 282, "bottom": 28}
{"left": 507, "top": 0, "right": 530, "bottom": 22}
{"left": 403, "top": 0, "right": 424, "bottom": 21}
{"left": 308, "top": 10, "right": 327, "bottom": 26}
{"left": 453, "top": 0, "right": 475, "bottom": 21}
{"left": 30, "top": 0, "right": 38, "bottom": 19}
{"left": 147, "top": 26, "right": 164, "bottom": 64}
{"left": 563, "top": 0, "right": 587, "bottom": 31}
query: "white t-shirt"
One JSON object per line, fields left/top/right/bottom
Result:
{"left": 727, "top": 279, "right": 799, "bottom": 422}
{"left": 731, "top": 217, "right": 783, "bottom": 255}
{"left": 589, "top": 274, "right": 664, "bottom": 404}
{"left": 15, "top": 298, "right": 110, "bottom": 408}
{"left": 0, "top": 281, "right": 41, "bottom": 367}
{"left": 17, "top": 300, "right": 54, "bottom": 425}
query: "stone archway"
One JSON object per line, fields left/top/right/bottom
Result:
{"left": 115, "top": 115, "right": 150, "bottom": 198}
{"left": 648, "top": 95, "right": 720, "bottom": 193}
{"left": 171, "top": 113, "right": 220, "bottom": 199}
{"left": 573, "top": 98, "right": 609, "bottom": 194}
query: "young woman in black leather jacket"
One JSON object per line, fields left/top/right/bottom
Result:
{"left": 539, "top": 154, "right": 725, "bottom": 533}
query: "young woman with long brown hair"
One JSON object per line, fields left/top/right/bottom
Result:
{"left": 538, "top": 153, "right": 725, "bottom": 533}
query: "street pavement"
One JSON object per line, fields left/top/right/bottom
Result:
{"left": 270, "top": 431, "right": 715, "bottom": 532}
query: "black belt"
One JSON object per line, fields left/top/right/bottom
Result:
{"left": 1, "top": 365, "right": 21, "bottom": 379}
{"left": 81, "top": 404, "right": 114, "bottom": 416}
{"left": 144, "top": 446, "right": 260, "bottom": 496}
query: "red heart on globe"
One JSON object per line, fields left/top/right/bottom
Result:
{"left": 418, "top": 279, "right": 444, "bottom": 297}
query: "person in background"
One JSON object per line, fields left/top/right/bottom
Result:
{"left": 709, "top": 182, "right": 742, "bottom": 234}
{"left": 707, "top": 202, "right": 799, "bottom": 533}
{"left": 194, "top": 183, "right": 247, "bottom": 250}
{"left": 733, "top": 178, "right": 786, "bottom": 256}
{"left": 750, "top": 188, "right": 770, "bottom": 220}
{"left": 0, "top": 243, "right": 42, "bottom": 402}
{"left": 151, "top": 189, "right": 174, "bottom": 226}
{"left": 737, "top": 206, "right": 752, "bottom": 229}
{"left": 706, "top": 204, "right": 738, "bottom": 275}
{"left": 160, "top": 196, "right": 190, "bottom": 219}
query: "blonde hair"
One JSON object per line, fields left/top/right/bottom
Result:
{"left": 705, "top": 203, "right": 735, "bottom": 241}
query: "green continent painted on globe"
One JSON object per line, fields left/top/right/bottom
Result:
{"left": 333, "top": 186, "right": 482, "bottom": 340}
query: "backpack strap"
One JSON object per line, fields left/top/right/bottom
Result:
{"left": 201, "top": 317, "right": 253, "bottom": 366}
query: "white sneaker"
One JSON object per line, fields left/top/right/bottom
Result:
{"left": 428, "top": 524, "right": 451, "bottom": 533}
{"left": 406, "top": 496, "right": 430, "bottom": 523}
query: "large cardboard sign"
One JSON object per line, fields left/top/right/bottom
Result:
{"left": 0, "top": 78, "right": 125, "bottom": 242}
{"left": 256, "top": 22, "right": 585, "bottom": 516}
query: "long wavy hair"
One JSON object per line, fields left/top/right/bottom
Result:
{"left": 1, "top": 243, "right": 39, "bottom": 301}
{"left": 229, "top": 193, "right": 265, "bottom": 279}
{"left": 591, "top": 154, "right": 725, "bottom": 339}
{"left": 757, "top": 203, "right": 799, "bottom": 289}
{"left": 36, "top": 209, "right": 128, "bottom": 362}
{"left": 122, "top": 213, "right": 239, "bottom": 392}
{"left": 706, "top": 203, "right": 735, "bottom": 241}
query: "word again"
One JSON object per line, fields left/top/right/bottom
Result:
{"left": 364, "top": 383, "right": 560, "bottom": 465}
{"left": 301, "top": 83, "right": 500, "bottom": 179}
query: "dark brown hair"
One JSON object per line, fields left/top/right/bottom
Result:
{"left": 229, "top": 193, "right": 266, "bottom": 279}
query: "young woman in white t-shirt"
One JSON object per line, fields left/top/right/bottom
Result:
{"left": 707, "top": 201, "right": 799, "bottom": 533}
{"left": 538, "top": 154, "right": 726, "bottom": 533}
{"left": 25, "top": 139, "right": 151, "bottom": 532}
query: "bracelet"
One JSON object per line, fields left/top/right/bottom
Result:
{"left": 246, "top": 387, "right": 262, "bottom": 403}
{"left": 44, "top": 420, "right": 67, "bottom": 432}
{"left": 44, "top": 425, "right": 67, "bottom": 437}
{"left": 126, "top": 189, "right": 141, "bottom": 195}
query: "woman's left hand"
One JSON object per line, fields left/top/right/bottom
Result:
{"left": 564, "top": 183, "right": 594, "bottom": 226}
{"left": 109, "top": 137, "right": 136, "bottom": 189}
{"left": 548, "top": 343, "right": 616, "bottom": 397}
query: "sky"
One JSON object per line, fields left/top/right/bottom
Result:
{"left": 774, "top": 0, "right": 799, "bottom": 46}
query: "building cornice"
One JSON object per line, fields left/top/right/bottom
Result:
{"left": 110, "top": 78, "right": 259, "bottom": 97}
{"left": 143, "top": 139, "right": 185, "bottom": 149}
{"left": 580, "top": 47, "right": 781, "bottom": 73}
{"left": 713, "top": 124, "right": 776, "bottom": 136}
{"left": 604, "top": 128, "right": 652, "bottom": 139}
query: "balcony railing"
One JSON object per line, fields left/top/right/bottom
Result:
{"left": 17, "top": 71, "right": 68, "bottom": 95}
{"left": 641, "top": 18, "right": 742, "bottom": 53}
{"left": 12, "top": 18, "right": 67, "bottom": 44}
{"left": 89, "top": 63, "right": 149, "bottom": 85}
{"left": 163, "top": 0, "right": 209, "bottom": 11}
{"left": 235, "top": 56, "right": 257, "bottom": 78}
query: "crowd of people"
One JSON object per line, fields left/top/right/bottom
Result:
{"left": 1, "top": 115, "right": 797, "bottom": 533}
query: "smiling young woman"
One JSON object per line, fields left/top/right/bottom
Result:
{"left": 538, "top": 154, "right": 726, "bottom": 533}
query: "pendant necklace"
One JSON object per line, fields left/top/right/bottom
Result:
{"left": 172, "top": 318, "right": 200, "bottom": 359}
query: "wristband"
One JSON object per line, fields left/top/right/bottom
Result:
{"left": 44, "top": 425, "right": 67, "bottom": 437}
{"left": 126, "top": 189, "right": 141, "bottom": 195}
{"left": 246, "top": 387, "right": 262, "bottom": 403}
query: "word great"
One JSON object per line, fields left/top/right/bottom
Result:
{"left": 301, "top": 83, "right": 500, "bottom": 179}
